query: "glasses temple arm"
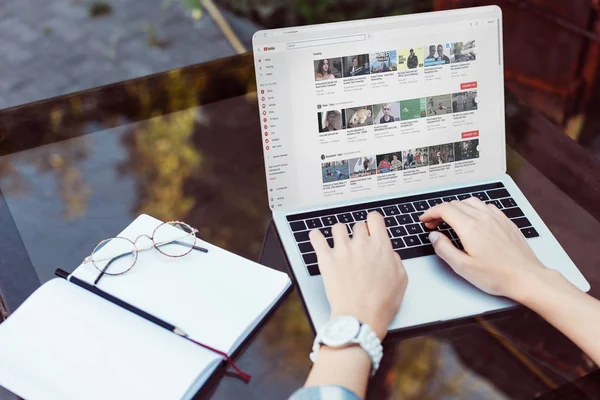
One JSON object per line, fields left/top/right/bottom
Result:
{"left": 93, "top": 251, "right": 135, "bottom": 285}
{"left": 155, "top": 240, "right": 208, "bottom": 253}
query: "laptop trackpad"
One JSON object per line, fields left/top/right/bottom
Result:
{"left": 389, "top": 254, "right": 514, "bottom": 329}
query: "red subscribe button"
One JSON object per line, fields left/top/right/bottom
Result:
{"left": 460, "top": 81, "right": 478, "bottom": 90}
{"left": 461, "top": 130, "right": 479, "bottom": 139}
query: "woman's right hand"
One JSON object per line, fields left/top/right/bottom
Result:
{"left": 419, "top": 197, "right": 548, "bottom": 301}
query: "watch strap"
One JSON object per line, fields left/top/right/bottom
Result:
{"left": 309, "top": 320, "right": 383, "bottom": 376}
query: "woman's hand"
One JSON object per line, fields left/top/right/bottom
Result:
{"left": 420, "top": 197, "right": 547, "bottom": 301}
{"left": 309, "top": 212, "right": 408, "bottom": 340}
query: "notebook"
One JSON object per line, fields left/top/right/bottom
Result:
{"left": 0, "top": 214, "right": 292, "bottom": 400}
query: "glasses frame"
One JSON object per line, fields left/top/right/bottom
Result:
{"left": 83, "top": 221, "right": 208, "bottom": 285}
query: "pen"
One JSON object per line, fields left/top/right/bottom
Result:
{"left": 54, "top": 268, "right": 251, "bottom": 383}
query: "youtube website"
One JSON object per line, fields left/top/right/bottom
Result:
{"left": 254, "top": 11, "right": 505, "bottom": 210}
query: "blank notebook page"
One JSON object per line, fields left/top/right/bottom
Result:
{"left": 71, "top": 214, "right": 291, "bottom": 355}
{"left": 0, "top": 278, "right": 220, "bottom": 400}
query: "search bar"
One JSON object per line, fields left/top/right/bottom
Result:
{"left": 286, "top": 34, "right": 366, "bottom": 50}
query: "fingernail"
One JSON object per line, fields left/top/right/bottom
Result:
{"left": 429, "top": 232, "right": 440, "bottom": 244}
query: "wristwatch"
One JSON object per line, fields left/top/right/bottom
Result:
{"left": 310, "top": 316, "right": 383, "bottom": 376}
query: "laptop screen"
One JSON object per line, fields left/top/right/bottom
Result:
{"left": 253, "top": 6, "right": 505, "bottom": 211}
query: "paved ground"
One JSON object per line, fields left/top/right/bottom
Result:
{"left": 0, "top": 0, "right": 259, "bottom": 109}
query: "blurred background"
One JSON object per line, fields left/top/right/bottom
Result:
{"left": 1, "top": 0, "right": 600, "bottom": 157}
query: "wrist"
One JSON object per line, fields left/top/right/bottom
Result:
{"left": 511, "top": 267, "right": 571, "bottom": 307}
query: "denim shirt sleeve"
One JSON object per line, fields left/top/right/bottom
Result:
{"left": 288, "top": 385, "right": 361, "bottom": 400}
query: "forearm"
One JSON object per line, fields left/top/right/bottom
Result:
{"left": 518, "top": 269, "right": 600, "bottom": 365}
{"left": 304, "top": 346, "right": 371, "bottom": 399}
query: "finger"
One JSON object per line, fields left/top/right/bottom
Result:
{"left": 331, "top": 223, "right": 350, "bottom": 248}
{"left": 487, "top": 203, "right": 505, "bottom": 218}
{"left": 420, "top": 202, "right": 472, "bottom": 229}
{"left": 352, "top": 221, "right": 369, "bottom": 241}
{"left": 309, "top": 229, "right": 331, "bottom": 258}
{"left": 461, "top": 196, "right": 487, "bottom": 211}
{"left": 366, "top": 211, "right": 387, "bottom": 240}
{"left": 429, "top": 231, "right": 470, "bottom": 273}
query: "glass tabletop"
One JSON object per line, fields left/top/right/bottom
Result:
{"left": 0, "top": 53, "right": 599, "bottom": 399}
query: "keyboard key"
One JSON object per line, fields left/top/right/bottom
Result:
{"left": 391, "top": 238, "right": 405, "bottom": 249}
{"left": 428, "top": 198, "right": 443, "bottom": 207}
{"left": 290, "top": 221, "right": 307, "bottom": 232}
{"left": 303, "top": 252, "right": 317, "bottom": 264}
{"left": 326, "top": 238, "right": 334, "bottom": 248}
{"left": 352, "top": 210, "right": 368, "bottom": 221}
{"left": 440, "top": 230, "right": 453, "bottom": 239}
{"left": 442, "top": 196, "right": 457, "bottom": 202}
{"left": 419, "top": 233, "right": 431, "bottom": 244}
{"left": 487, "top": 188, "right": 510, "bottom": 199}
{"left": 521, "top": 227, "right": 539, "bottom": 238}
{"left": 383, "top": 206, "right": 400, "bottom": 216}
{"left": 321, "top": 215, "right": 338, "bottom": 226}
{"left": 413, "top": 201, "right": 430, "bottom": 211}
{"left": 457, "top": 194, "right": 471, "bottom": 200}
{"left": 307, "top": 264, "right": 320, "bottom": 276}
{"left": 337, "top": 213, "right": 354, "bottom": 223}
{"left": 403, "top": 235, "right": 422, "bottom": 247}
{"left": 500, "top": 198, "right": 517, "bottom": 208}
{"left": 472, "top": 192, "right": 490, "bottom": 201}
{"left": 406, "top": 224, "right": 423, "bottom": 235}
{"left": 438, "top": 221, "right": 450, "bottom": 230}
{"left": 502, "top": 207, "right": 524, "bottom": 219}
{"left": 397, "top": 245, "right": 435, "bottom": 259}
{"left": 384, "top": 216, "right": 398, "bottom": 228}
{"left": 294, "top": 231, "right": 310, "bottom": 242}
{"left": 511, "top": 217, "right": 532, "bottom": 228}
{"left": 396, "top": 215, "right": 413, "bottom": 225}
{"left": 422, "top": 222, "right": 436, "bottom": 232}
{"left": 298, "top": 242, "right": 314, "bottom": 253}
{"left": 398, "top": 203, "right": 416, "bottom": 214}
{"left": 390, "top": 226, "right": 408, "bottom": 237}
{"left": 448, "top": 229, "right": 458, "bottom": 239}
{"left": 486, "top": 200, "right": 503, "bottom": 209}
{"left": 368, "top": 208, "right": 384, "bottom": 215}
{"left": 305, "top": 218, "right": 323, "bottom": 229}
{"left": 387, "top": 229, "right": 392, "bottom": 238}
{"left": 319, "top": 227, "right": 332, "bottom": 237}
{"left": 411, "top": 212, "right": 424, "bottom": 223}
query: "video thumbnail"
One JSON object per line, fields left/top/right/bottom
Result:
{"left": 321, "top": 160, "right": 350, "bottom": 183}
{"left": 376, "top": 153, "right": 401, "bottom": 173}
{"left": 342, "top": 54, "right": 370, "bottom": 77}
{"left": 397, "top": 47, "right": 423, "bottom": 70}
{"left": 402, "top": 147, "right": 428, "bottom": 169}
{"left": 428, "top": 143, "right": 455, "bottom": 165}
{"left": 424, "top": 44, "right": 451, "bottom": 67}
{"left": 373, "top": 102, "right": 400, "bottom": 124}
{"left": 314, "top": 58, "right": 343, "bottom": 81}
{"left": 454, "top": 138, "right": 480, "bottom": 161}
{"left": 349, "top": 155, "right": 377, "bottom": 178}
{"left": 369, "top": 50, "right": 397, "bottom": 73}
{"left": 450, "top": 40, "right": 476, "bottom": 63}
{"left": 318, "top": 109, "right": 343, "bottom": 132}
{"left": 426, "top": 94, "right": 452, "bottom": 116}
{"left": 344, "top": 105, "right": 373, "bottom": 128}
{"left": 452, "top": 90, "right": 478, "bottom": 113}
{"left": 400, "top": 98, "right": 427, "bottom": 121}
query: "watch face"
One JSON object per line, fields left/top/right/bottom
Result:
{"left": 321, "top": 316, "right": 360, "bottom": 347}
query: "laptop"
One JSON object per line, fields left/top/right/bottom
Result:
{"left": 251, "top": 6, "right": 590, "bottom": 333}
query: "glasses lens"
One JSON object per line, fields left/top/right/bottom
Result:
{"left": 91, "top": 238, "right": 136, "bottom": 276}
{"left": 153, "top": 222, "right": 196, "bottom": 257}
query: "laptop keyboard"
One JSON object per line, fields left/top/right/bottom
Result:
{"left": 286, "top": 182, "right": 539, "bottom": 276}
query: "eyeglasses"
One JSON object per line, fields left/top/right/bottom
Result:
{"left": 84, "top": 221, "right": 208, "bottom": 285}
